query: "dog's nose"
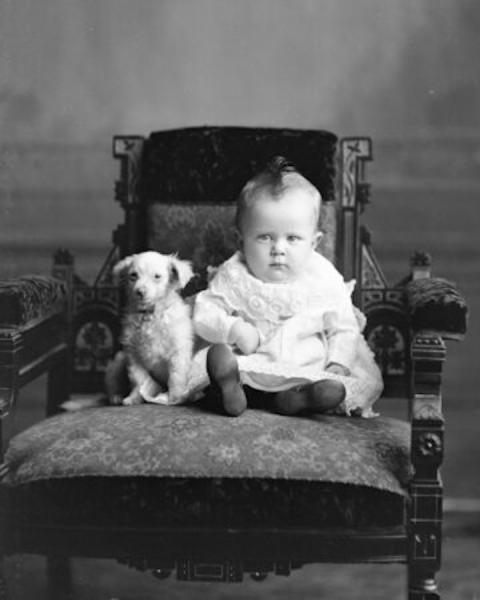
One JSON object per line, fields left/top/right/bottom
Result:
{"left": 135, "top": 288, "right": 145, "bottom": 299}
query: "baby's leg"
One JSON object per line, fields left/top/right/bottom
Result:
{"left": 273, "top": 379, "right": 345, "bottom": 416}
{"left": 206, "top": 344, "right": 247, "bottom": 416}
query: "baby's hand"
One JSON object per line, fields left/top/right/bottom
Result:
{"left": 326, "top": 362, "right": 350, "bottom": 376}
{"left": 228, "top": 320, "right": 260, "bottom": 355}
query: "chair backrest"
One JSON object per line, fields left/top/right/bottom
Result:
{"left": 138, "top": 127, "right": 338, "bottom": 294}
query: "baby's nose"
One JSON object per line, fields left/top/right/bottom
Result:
{"left": 271, "top": 239, "right": 286, "bottom": 254}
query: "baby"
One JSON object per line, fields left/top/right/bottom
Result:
{"left": 193, "top": 157, "right": 383, "bottom": 417}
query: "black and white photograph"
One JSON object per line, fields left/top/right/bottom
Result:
{"left": 0, "top": 1, "right": 478, "bottom": 598}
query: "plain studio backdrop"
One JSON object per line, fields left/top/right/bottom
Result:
{"left": 1, "top": 0, "right": 479, "bottom": 597}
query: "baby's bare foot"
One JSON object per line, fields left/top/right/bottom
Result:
{"left": 207, "top": 344, "right": 247, "bottom": 416}
{"left": 273, "top": 379, "right": 345, "bottom": 415}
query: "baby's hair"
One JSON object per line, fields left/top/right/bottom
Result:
{"left": 235, "top": 156, "right": 322, "bottom": 232}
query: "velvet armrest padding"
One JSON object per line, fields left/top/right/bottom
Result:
{"left": 0, "top": 276, "right": 67, "bottom": 327}
{"left": 405, "top": 277, "right": 467, "bottom": 337}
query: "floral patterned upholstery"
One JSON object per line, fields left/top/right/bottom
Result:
{"left": 4, "top": 404, "right": 411, "bottom": 494}
{"left": 0, "top": 276, "right": 67, "bottom": 327}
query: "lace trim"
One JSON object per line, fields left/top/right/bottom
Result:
{"left": 236, "top": 348, "right": 382, "bottom": 419}
{"left": 211, "top": 252, "right": 340, "bottom": 325}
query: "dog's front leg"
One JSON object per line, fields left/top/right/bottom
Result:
{"left": 123, "top": 360, "right": 150, "bottom": 405}
{"left": 167, "top": 349, "right": 192, "bottom": 405}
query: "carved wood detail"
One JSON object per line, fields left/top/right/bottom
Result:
{"left": 117, "top": 557, "right": 301, "bottom": 582}
{"left": 0, "top": 329, "right": 22, "bottom": 419}
{"left": 339, "top": 137, "right": 373, "bottom": 286}
{"left": 113, "top": 135, "right": 146, "bottom": 256}
{"left": 0, "top": 559, "right": 7, "bottom": 600}
{"left": 362, "top": 242, "right": 387, "bottom": 289}
{"left": 113, "top": 136, "right": 145, "bottom": 209}
{"left": 409, "top": 332, "right": 446, "bottom": 594}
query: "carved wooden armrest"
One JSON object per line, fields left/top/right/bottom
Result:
{"left": 0, "top": 276, "right": 67, "bottom": 328}
{"left": 405, "top": 277, "right": 467, "bottom": 340}
{"left": 408, "top": 329, "right": 456, "bottom": 592}
{"left": 406, "top": 262, "right": 468, "bottom": 591}
{"left": 0, "top": 272, "right": 71, "bottom": 461}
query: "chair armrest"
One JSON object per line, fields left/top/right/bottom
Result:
{"left": 0, "top": 276, "right": 70, "bottom": 452}
{"left": 0, "top": 276, "right": 67, "bottom": 328}
{"left": 405, "top": 277, "right": 467, "bottom": 339}
{"left": 407, "top": 279, "right": 463, "bottom": 490}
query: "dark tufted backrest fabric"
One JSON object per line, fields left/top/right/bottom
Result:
{"left": 142, "top": 127, "right": 338, "bottom": 293}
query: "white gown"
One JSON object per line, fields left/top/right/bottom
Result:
{"left": 192, "top": 251, "right": 383, "bottom": 417}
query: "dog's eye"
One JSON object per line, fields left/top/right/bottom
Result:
{"left": 154, "top": 274, "right": 162, "bottom": 280}
{"left": 128, "top": 272, "right": 138, "bottom": 281}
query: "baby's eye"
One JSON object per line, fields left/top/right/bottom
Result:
{"left": 154, "top": 274, "right": 162, "bottom": 280}
{"left": 287, "top": 235, "right": 302, "bottom": 242}
{"left": 257, "top": 234, "right": 272, "bottom": 242}
{"left": 128, "top": 272, "right": 138, "bottom": 281}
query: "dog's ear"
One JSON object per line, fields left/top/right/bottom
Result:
{"left": 169, "top": 256, "right": 194, "bottom": 289}
{"left": 112, "top": 255, "right": 135, "bottom": 281}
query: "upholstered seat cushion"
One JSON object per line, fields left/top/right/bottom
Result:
{"left": 1, "top": 405, "right": 410, "bottom": 531}
{"left": 0, "top": 276, "right": 67, "bottom": 327}
{"left": 4, "top": 405, "right": 411, "bottom": 495}
{"left": 2, "top": 477, "right": 405, "bottom": 531}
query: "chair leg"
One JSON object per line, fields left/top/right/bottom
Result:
{"left": 46, "top": 556, "right": 73, "bottom": 600}
{"left": 0, "top": 557, "right": 8, "bottom": 600}
{"left": 47, "top": 351, "right": 70, "bottom": 416}
{"left": 408, "top": 569, "right": 440, "bottom": 599}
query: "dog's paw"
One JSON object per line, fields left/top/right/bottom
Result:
{"left": 122, "top": 391, "right": 144, "bottom": 406}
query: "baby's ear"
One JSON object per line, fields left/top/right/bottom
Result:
{"left": 169, "top": 256, "right": 194, "bottom": 289}
{"left": 313, "top": 231, "right": 323, "bottom": 250}
{"left": 112, "top": 255, "right": 134, "bottom": 281}
{"left": 234, "top": 230, "right": 243, "bottom": 250}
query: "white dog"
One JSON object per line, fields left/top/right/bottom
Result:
{"left": 111, "top": 251, "right": 194, "bottom": 406}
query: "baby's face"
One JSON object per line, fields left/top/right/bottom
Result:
{"left": 239, "top": 188, "right": 320, "bottom": 283}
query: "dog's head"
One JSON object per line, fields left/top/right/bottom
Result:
{"left": 113, "top": 251, "right": 194, "bottom": 310}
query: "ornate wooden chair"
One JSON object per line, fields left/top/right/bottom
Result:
{"left": 0, "top": 127, "right": 467, "bottom": 599}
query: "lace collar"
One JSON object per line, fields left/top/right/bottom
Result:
{"left": 210, "top": 251, "right": 329, "bottom": 324}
